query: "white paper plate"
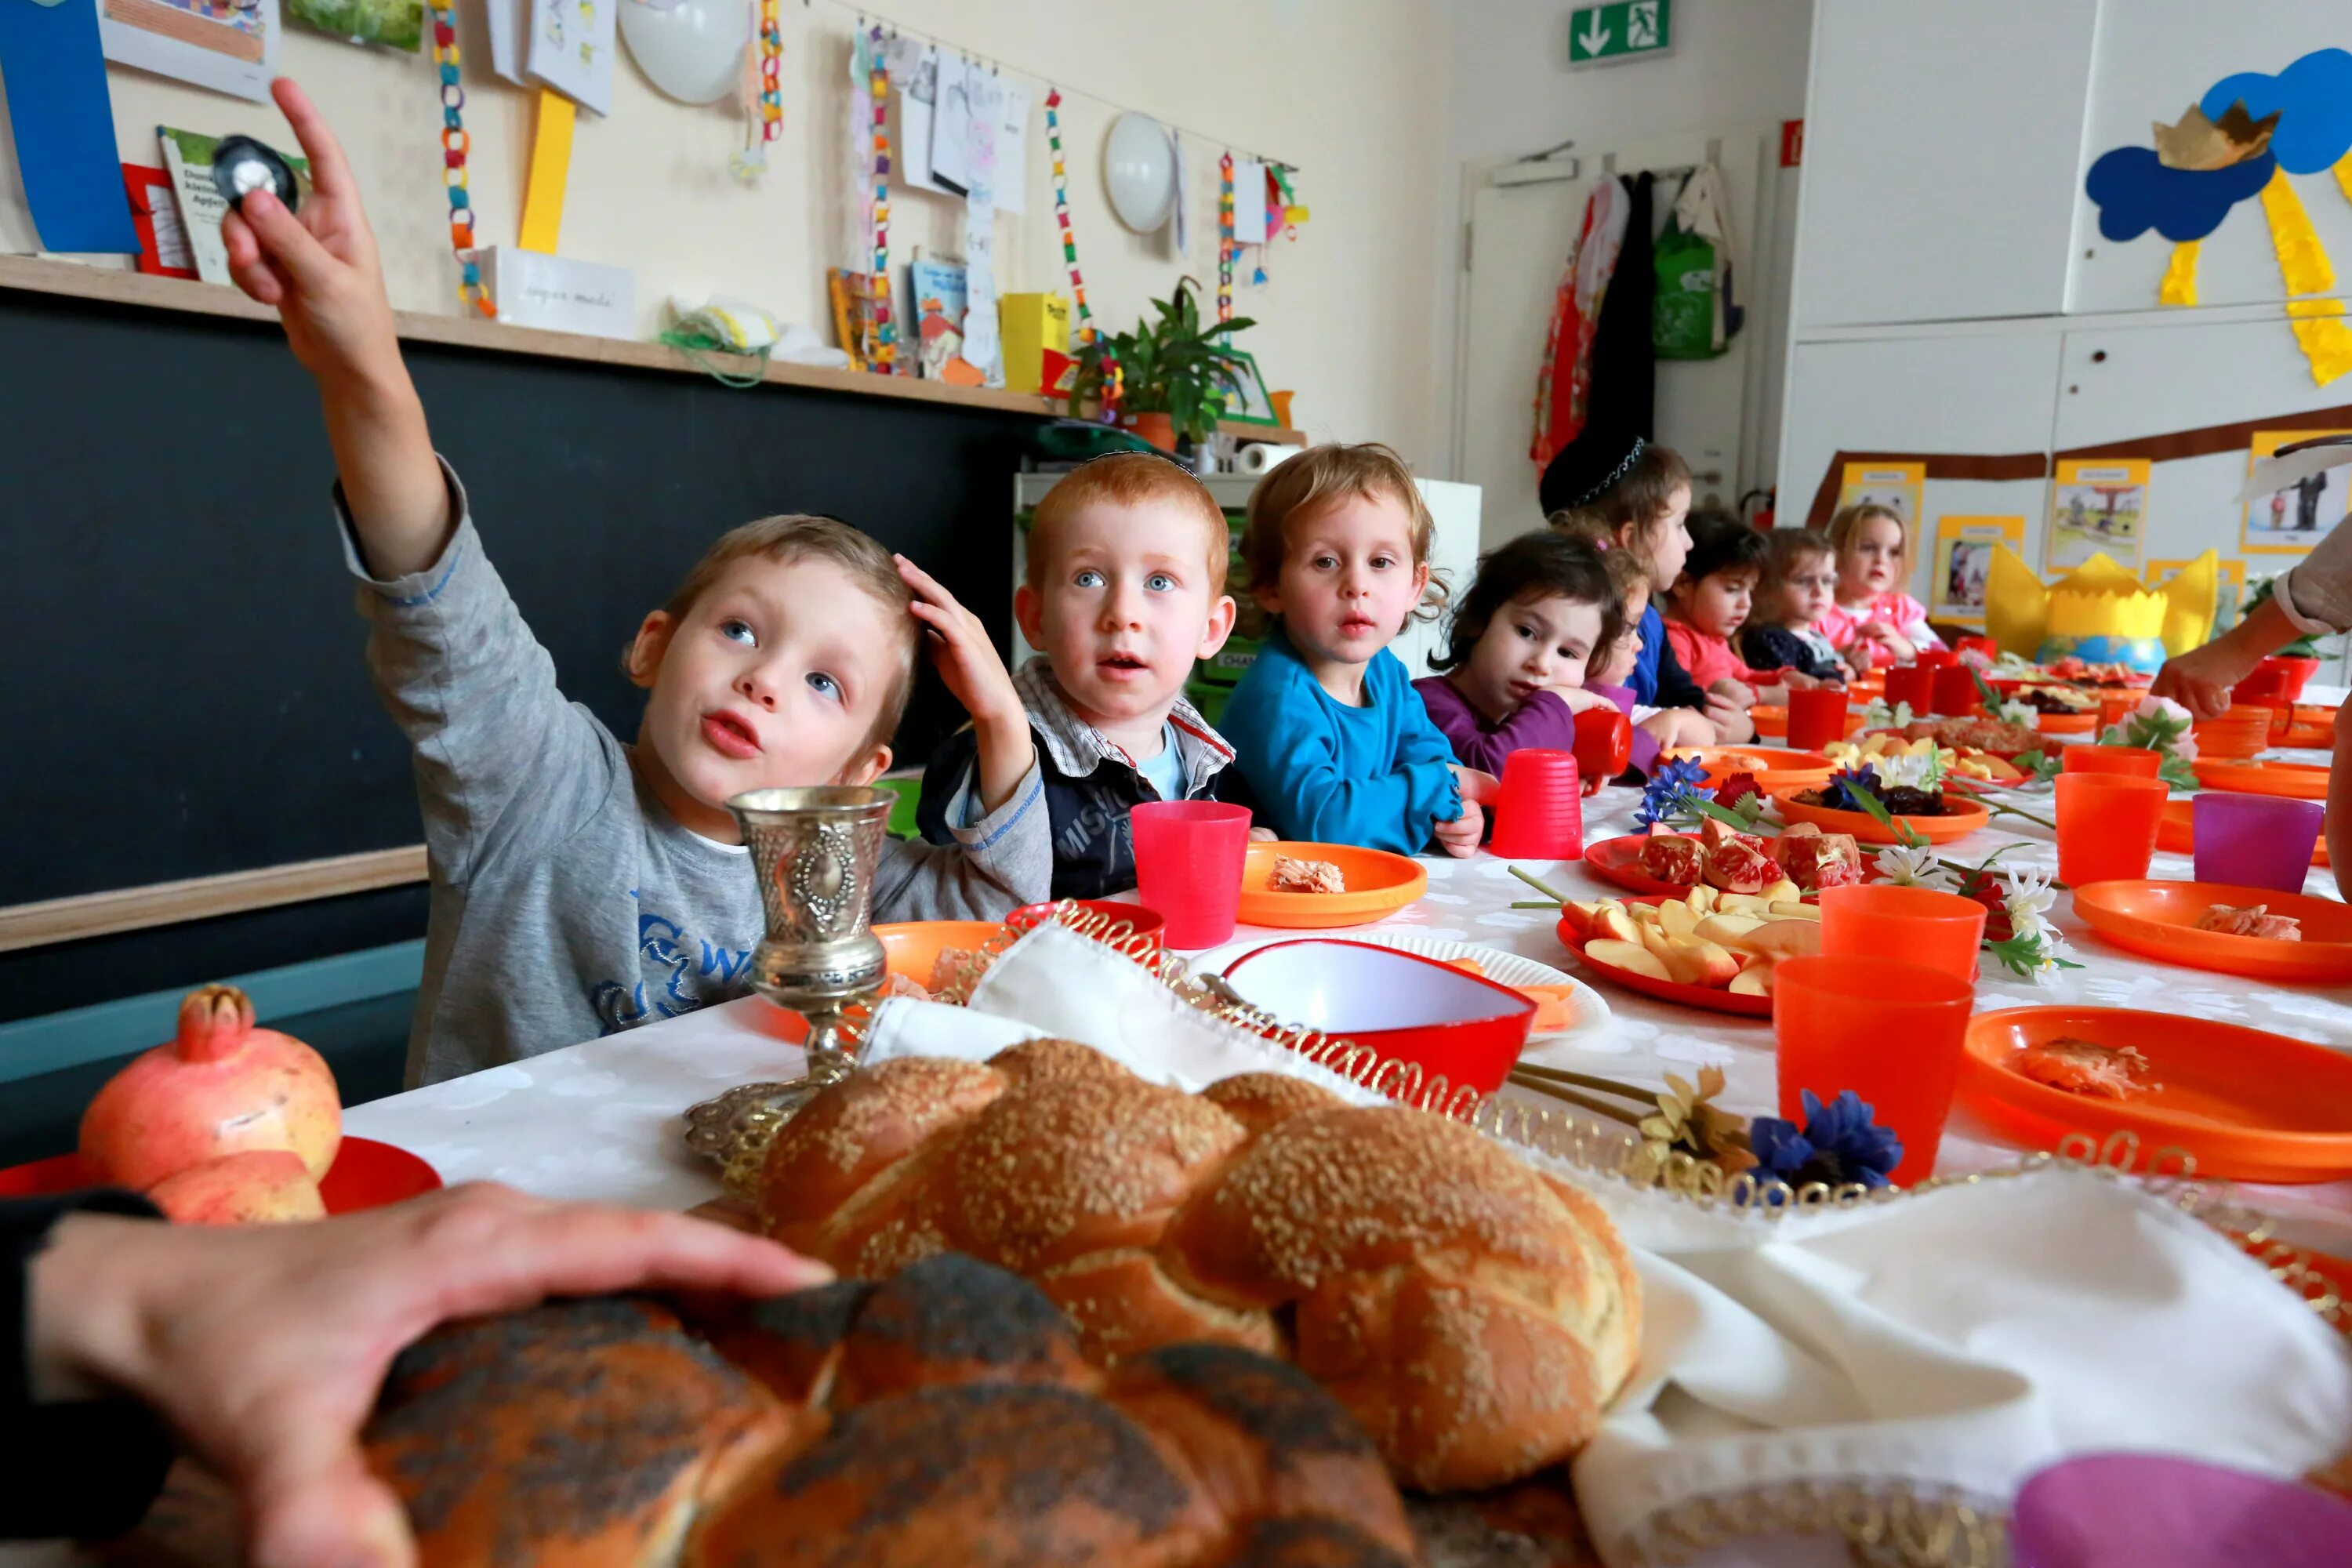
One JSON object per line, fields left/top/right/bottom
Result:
{"left": 1190, "top": 931, "right": 1615, "bottom": 1058}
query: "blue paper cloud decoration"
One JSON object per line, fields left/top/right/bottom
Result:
{"left": 2083, "top": 147, "right": 2275, "bottom": 242}
{"left": 2085, "top": 46, "right": 2352, "bottom": 244}
{"left": 2201, "top": 48, "right": 2352, "bottom": 174}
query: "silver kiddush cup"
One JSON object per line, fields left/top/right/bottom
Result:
{"left": 682, "top": 785, "right": 890, "bottom": 1164}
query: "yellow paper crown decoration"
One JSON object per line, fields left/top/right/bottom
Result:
{"left": 1984, "top": 548, "right": 2219, "bottom": 672}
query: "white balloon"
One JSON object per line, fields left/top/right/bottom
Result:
{"left": 619, "top": 0, "right": 753, "bottom": 106}
{"left": 1103, "top": 112, "right": 1176, "bottom": 234}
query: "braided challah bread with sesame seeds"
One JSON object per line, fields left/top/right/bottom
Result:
{"left": 755, "top": 1043, "right": 1642, "bottom": 1491}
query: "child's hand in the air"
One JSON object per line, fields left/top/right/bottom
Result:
{"left": 220, "top": 79, "right": 401, "bottom": 392}
{"left": 897, "top": 556, "right": 1036, "bottom": 813}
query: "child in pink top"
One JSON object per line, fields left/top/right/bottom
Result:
{"left": 1819, "top": 503, "right": 1944, "bottom": 668}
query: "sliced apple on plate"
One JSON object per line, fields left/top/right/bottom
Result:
{"left": 1583, "top": 939, "right": 1672, "bottom": 981}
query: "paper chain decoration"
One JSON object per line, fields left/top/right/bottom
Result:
{"left": 866, "top": 25, "right": 895, "bottom": 372}
{"left": 757, "top": 0, "right": 783, "bottom": 146}
{"left": 1045, "top": 89, "right": 1118, "bottom": 409}
{"left": 429, "top": 2, "right": 492, "bottom": 317}
{"left": 1217, "top": 153, "right": 1236, "bottom": 321}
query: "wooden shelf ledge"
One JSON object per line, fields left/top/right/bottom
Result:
{"left": 0, "top": 255, "right": 1305, "bottom": 441}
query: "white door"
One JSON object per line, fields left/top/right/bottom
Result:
{"left": 1456, "top": 127, "right": 1775, "bottom": 549}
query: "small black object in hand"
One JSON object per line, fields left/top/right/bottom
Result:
{"left": 211, "top": 135, "right": 300, "bottom": 215}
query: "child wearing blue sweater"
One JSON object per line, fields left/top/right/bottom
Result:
{"left": 1219, "top": 445, "right": 1490, "bottom": 856}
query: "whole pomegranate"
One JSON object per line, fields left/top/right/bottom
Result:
{"left": 79, "top": 985, "right": 342, "bottom": 1191}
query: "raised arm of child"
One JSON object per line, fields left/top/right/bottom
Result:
{"left": 221, "top": 80, "right": 612, "bottom": 887}
{"left": 893, "top": 556, "right": 1036, "bottom": 815}
{"left": 222, "top": 81, "right": 446, "bottom": 579}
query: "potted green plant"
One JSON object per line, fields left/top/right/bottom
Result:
{"left": 1067, "top": 278, "right": 1258, "bottom": 454}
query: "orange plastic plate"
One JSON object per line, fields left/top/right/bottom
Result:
{"left": 2188, "top": 758, "right": 2328, "bottom": 799}
{"left": 2156, "top": 799, "right": 2329, "bottom": 867}
{"left": 1662, "top": 746, "right": 1837, "bottom": 792}
{"left": 1959, "top": 1007, "right": 2352, "bottom": 1183}
{"left": 2036, "top": 710, "right": 2098, "bottom": 735}
{"left": 874, "top": 920, "right": 1004, "bottom": 984}
{"left": 1236, "top": 842, "right": 1427, "bottom": 929}
{"left": 1771, "top": 787, "right": 1991, "bottom": 845}
{"left": 2071, "top": 880, "right": 2352, "bottom": 983}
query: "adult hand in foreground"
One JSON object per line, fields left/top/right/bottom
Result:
{"left": 27, "top": 1183, "right": 831, "bottom": 1568}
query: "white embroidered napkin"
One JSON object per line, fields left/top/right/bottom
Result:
{"left": 1567, "top": 1165, "right": 2352, "bottom": 1564}
{"left": 858, "top": 923, "right": 1379, "bottom": 1104}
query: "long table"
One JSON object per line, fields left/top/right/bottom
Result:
{"left": 347, "top": 704, "right": 2352, "bottom": 1256}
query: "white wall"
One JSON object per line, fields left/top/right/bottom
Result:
{"left": 0, "top": 0, "right": 1449, "bottom": 464}
{"left": 1434, "top": 0, "right": 1814, "bottom": 490}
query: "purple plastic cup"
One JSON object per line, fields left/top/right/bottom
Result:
{"left": 2192, "top": 791, "right": 2324, "bottom": 891}
{"left": 2012, "top": 1454, "right": 2352, "bottom": 1568}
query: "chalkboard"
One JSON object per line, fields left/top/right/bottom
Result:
{"left": 0, "top": 289, "right": 1041, "bottom": 1021}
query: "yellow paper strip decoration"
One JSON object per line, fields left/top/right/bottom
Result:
{"left": 2336, "top": 151, "right": 2352, "bottom": 209}
{"left": 2159, "top": 241, "right": 2200, "bottom": 306}
{"left": 2260, "top": 167, "right": 2335, "bottom": 296}
{"left": 2287, "top": 296, "right": 2352, "bottom": 386}
{"left": 519, "top": 89, "right": 575, "bottom": 255}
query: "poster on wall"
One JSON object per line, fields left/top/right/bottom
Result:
{"left": 2242, "top": 429, "right": 2352, "bottom": 554}
{"left": 1929, "top": 515, "right": 2024, "bottom": 626}
{"left": 287, "top": 0, "right": 422, "bottom": 51}
{"left": 1836, "top": 461, "right": 1925, "bottom": 530}
{"left": 100, "top": 0, "right": 280, "bottom": 103}
{"left": 2045, "top": 458, "right": 2148, "bottom": 572}
{"left": 528, "top": 0, "right": 616, "bottom": 115}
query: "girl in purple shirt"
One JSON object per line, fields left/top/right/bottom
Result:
{"left": 1413, "top": 532, "right": 1625, "bottom": 775}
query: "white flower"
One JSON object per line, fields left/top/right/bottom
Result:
{"left": 2002, "top": 867, "right": 2059, "bottom": 935}
{"left": 2171, "top": 728, "right": 2198, "bottom": 760}
{"left": 1874, "top": 844, "right": 1958, "bottom": 891}
{"left": 2021, "top": 927, "right": 2076, "bottom": 986}
{"left": 1959, "top": 648, "right": 1994, "bottom": 672}
{"left": 1860, "top": 698, "right": 1915, "bottom": 730}
{"left": 1997, "top": 699, "right": 2038, "bottom": 728}
{"left": 2137, "top": 695, "right": 2193, "bottom": 726}
{"left": 1872, "top": 749, "right": 1942, "bottom": 791}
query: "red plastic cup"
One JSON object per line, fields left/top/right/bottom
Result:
{"left": 1487, "top": 749, "right": 1584, "bottom": 859}
{"left": 1818, "top": 883, "right": 1988, "bottom": 982}
{"left": 1788, "top": 687, "right": 1850, "bottom": 752}
{"left": 2193, "top": 792, "right": 2325, "bottom": 891}
{"left": 1130, "top": 801, "right": 1250, "bottom": 948}
{"left": 2259, "top": 654, "right": 2322, "bottom": 702}
{"left": 1930, "top": 664, "right": 1983, "bottom": 717}
{"left": 2096, "top": 694, "right": 2139, "bottom": 735}
{"left": 2062, "top": 746, "right": 2161, "bottom": 777}
{"left": 2053, "top": 774, "right": 2169, "bottom": 887}
{"left": 1882, "top": 663, "right": 1935, "bottom": 713}
{"left": 1955, "top": 634, "right": 1998, "bottom": 660}
{"left": 1570, "top": 706, "right": 1634, "bottom": 796}
{"left": 1913, "top": 648, "right": 1958, "bottom": 670}
{"left": 1773, "top": 954, "right": 1974, "bottom": 1183}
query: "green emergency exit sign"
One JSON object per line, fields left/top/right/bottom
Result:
{"left": 1569, "top": 0, "right": 1671, "bottom": 65}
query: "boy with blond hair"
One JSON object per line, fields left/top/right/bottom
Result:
{"left": 919, "top": 451, "right": 1240, "bottom": 898}
{"left": 222, "top": 82, "right": 1047, "bottom": 1083}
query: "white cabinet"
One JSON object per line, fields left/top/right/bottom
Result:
{"left": 1793, "top": 0, "right": 2098, "bottom": 329}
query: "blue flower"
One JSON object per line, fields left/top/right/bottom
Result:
{"left": 1749, "top": 1090, "right": 1904, "bottom": 1192}
{"left": 1634, "top": 756, "right": 1714, "bottom": 828}
{"left": 1820, "top": 765, "right": 1884, "bottom": 814}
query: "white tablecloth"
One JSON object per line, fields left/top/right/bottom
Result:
{"left": 348, "top": 704, "right": 2352, "bottom": 1255}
